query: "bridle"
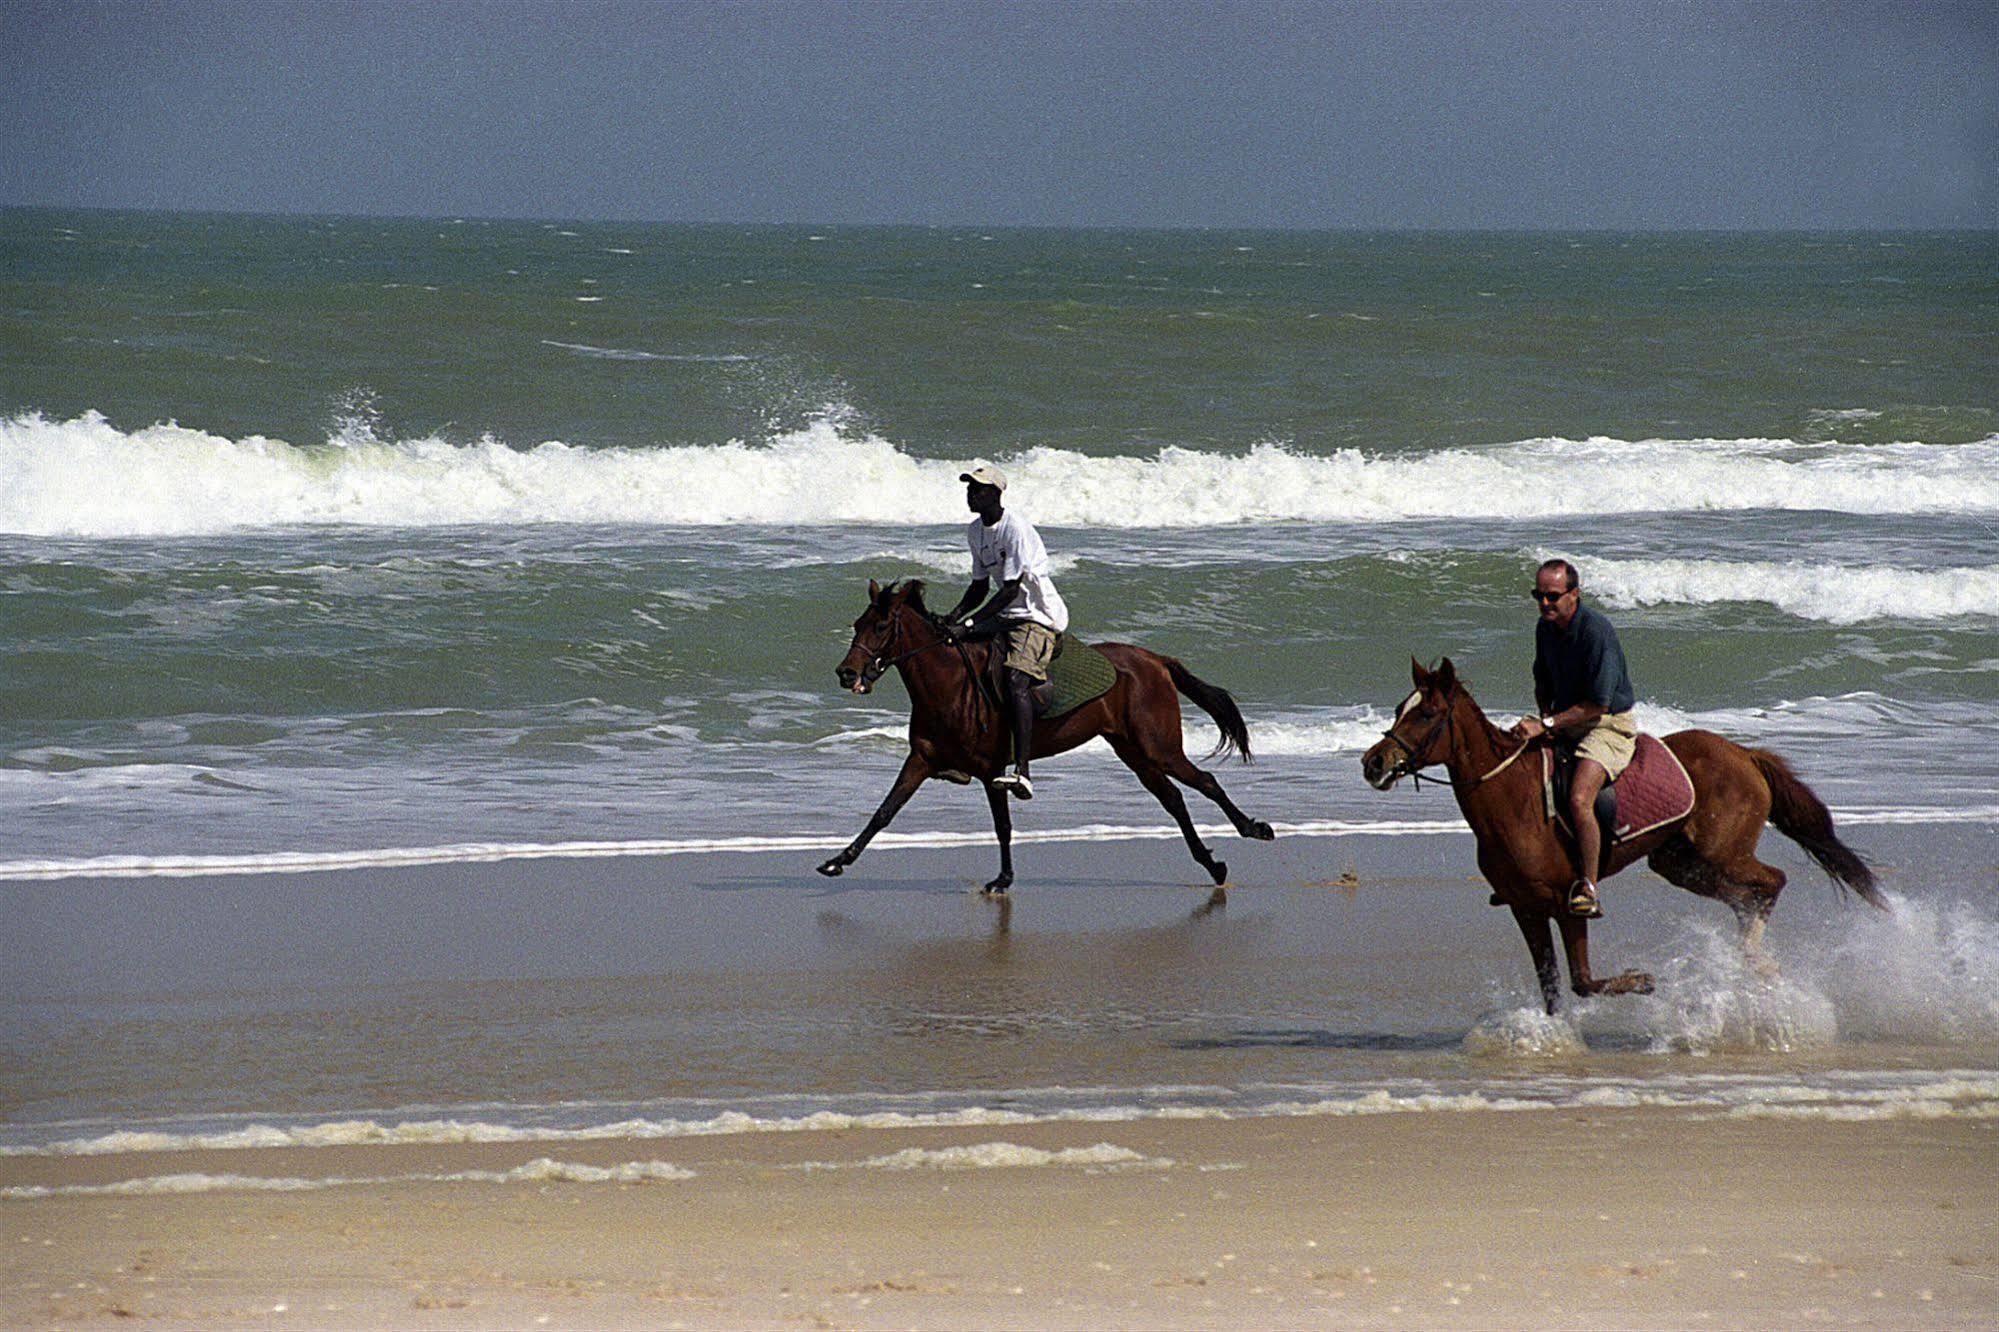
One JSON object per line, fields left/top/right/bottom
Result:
{"left": 1375, "top": 689, "right": 1532, "bottom": 791}
{"left": 848, "top": 601, "right": 954, "bottom": 690}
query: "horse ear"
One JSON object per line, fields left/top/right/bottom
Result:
{"left": 1410, "top": 656, "right": 1427, "bottom": 686}
{"left": 1435, "top": 657, "right": 1458, "bottom": 691}
{"left": 867, "top": 578, "right": 881, "bottom": 602}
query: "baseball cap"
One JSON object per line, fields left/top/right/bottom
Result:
{"left": 959, "top": 464, "right": 1007, "bottom": 491}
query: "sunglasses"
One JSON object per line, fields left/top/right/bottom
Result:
{"left": 1531, "top": 588, "right": 1573, "bottom": 603}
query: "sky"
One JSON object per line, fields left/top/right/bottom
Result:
{"left": 2, "top": 0, "right": 1993, "bottom": 229}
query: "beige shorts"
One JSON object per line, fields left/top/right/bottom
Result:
{"left": 1002, "top": 621, "right": 1060, "bottom": 680}
{"left": 1574, "top": 710, "right": 1638, "bottom": 781}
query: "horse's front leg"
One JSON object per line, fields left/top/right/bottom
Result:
{"left": 1556, "top": 914, "right": 1655, "bottom": 1001}
{"left": 981, "top": 778, "right": 1014, "bottom": 895}
{"left": 816, "top": 753, "right": 931, "bottom": 877}
{"left": 1510, "top": 905, "right": 1562, "bottom": 1015}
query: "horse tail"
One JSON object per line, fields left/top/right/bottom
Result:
{"left": 1164, "top": 657, "right": 1253, "bottom": 763}
{"left": 1748, "top": 748, "right": 1885, "bottom": 909}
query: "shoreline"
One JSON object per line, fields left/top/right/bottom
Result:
{"left": 5, "top": 1105, "right": 1992, "bottom": 1329}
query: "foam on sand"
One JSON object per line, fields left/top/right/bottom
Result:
{"left": 800, "top": 1142, "right": 1169, "bottom": 1171}
{"left": 0, "top": 1157, "right": 693, "bottom": 1199}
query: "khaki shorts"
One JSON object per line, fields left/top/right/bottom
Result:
{"left": 1574, "top": 710, "right": 1638, "bottom": 781}
{"left": 1002, "top": 621, "right": 1060, "bottom": 680}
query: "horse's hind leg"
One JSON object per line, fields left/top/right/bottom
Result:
{"left": 1718, "top": 858, "right": 1786, "bottom": 977}
{"left": 1159, "top": 753, "right": 1274, "bottom": 841}
{"left": 1112, "top": 740, "right": 1228, "bottom": 885}
{"left": 1648, "top": 836, "right": 1784, "bottom": 977}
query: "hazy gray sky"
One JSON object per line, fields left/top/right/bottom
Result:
{"left": 3, "top": 0, "right": 1993, "bottom": 228}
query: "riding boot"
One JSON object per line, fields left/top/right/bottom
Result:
{"left": 1004, "top": 669, "right": 1036, "bottom": 799}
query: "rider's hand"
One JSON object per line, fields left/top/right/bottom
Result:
{"left": 1512, "top": 715, "right": 1546, "bottom": 741}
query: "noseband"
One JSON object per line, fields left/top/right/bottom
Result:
{"left": 1375, "top": 699, "right": 1458, "bottom": 789}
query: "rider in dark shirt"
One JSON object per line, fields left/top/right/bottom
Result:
{"left": 1511, "top": 558, "right": 1638, "bottom": 918}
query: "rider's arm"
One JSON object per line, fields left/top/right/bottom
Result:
{"left": 944, "top": 578, "right": 990, "bottom": 625}
{"left": 960, "top": 578, "right": 1025, "bottom": 636}
{"left": 1543, "top": 701, "right": 1607, "bottom": 736}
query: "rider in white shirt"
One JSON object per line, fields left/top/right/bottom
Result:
{"left": 943, "top": 465, "right": 1068, "bottom": 800}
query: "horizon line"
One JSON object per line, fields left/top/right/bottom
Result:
{"left": 4, "top": 202, "right": 1994, "bottom": 237}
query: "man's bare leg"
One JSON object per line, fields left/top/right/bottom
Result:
{"left": 1567, "top": 757, "right": 1609, "bottom": 916}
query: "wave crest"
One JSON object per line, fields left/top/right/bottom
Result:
{"left": 6, "top": 411, "right": 1997, "bottom": 537}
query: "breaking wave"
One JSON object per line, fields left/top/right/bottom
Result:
{"left": 1574, "top": 555, "right": 1999, "bottom": 624}
{"left": 6, "top": 410, "right": 1998, "bottom": 537}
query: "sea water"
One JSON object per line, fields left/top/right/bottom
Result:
{"left": 2, "top": 212, "right": 1995, "bottom": 1176}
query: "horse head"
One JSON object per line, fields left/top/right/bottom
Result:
{"left": 834, "top": 579, "right": 934, "bottom": 695}
{"left": 1361, "top": 657, "right": 1463, "bottom": 789}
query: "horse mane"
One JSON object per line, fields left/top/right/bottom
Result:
{"left": 881, "top": 578, "right": 932, "bottom": 618}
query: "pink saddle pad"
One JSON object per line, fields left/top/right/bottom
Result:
{"left": 1544, "top": 732, "right": 1696, "bottom": 843}
{"left": 1610, "top": 733, "right": 1696, "bottom": 840}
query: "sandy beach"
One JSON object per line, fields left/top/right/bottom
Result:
{"left": 5, "top": 1103, "right": 1993, "bottom": 1330}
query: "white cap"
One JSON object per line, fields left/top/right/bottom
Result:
{"left": 959, "top": 464, "right": 1007, "bottom": 491}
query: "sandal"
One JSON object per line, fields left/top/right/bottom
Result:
{"left": 1567, "top": 879, "right": 1603, "bottom": 919}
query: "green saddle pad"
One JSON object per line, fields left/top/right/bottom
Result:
{"left": 1046, "top": 633, "right": 1117, "bottom": 718}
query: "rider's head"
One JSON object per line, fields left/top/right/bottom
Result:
{"left": 1534, "top": 559, "right": 1580, "bottom": 628}
{"left": 960, "top": 465, "right": 1006, "bottom": 519}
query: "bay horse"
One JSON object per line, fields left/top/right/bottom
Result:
{"left": 1361, "top": 658, "right": 1882, "bottom": 1014}
{"left": 821, "top": 579, "right": 1275, "bottom": 892}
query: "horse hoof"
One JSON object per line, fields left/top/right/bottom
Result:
{"left": 982, "top": 876, "right": 1012, "bottom": 896}
{"left": 1245, "top": 820, "right": 1275, "bottom": 841}
{"left": 1627, "top": 971, "right": 1656, "bottom": 995}
{"left": 1205, "top": 860, "right": 1228, "bottom": 886}
{"left": 815, "top": 859, "right": 845, "bottom": 878}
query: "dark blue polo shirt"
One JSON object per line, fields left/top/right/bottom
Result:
{"left": 1534, "top": 601, "right": 1636, "bottom": 714}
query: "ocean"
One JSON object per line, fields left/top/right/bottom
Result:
{"left": 2, "top": 210, "right": 1995, "bottom": 1178}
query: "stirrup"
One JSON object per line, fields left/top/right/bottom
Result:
{"left": 994, "top": 772, "right": 1034, "bottom": 801}
{"left": 1567, "top": 879, "right": 1603, "bottom": 918}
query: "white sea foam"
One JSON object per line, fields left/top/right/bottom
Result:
{"left": 772, "top": 545, "right": 1079, "bottom": 577}
{"left": 6, "top": 411, "right": 1997, "bottom": 537}
{"left": 800, "top": 1142, "right": 1166, "bottom": 1171}
{"left": 9, "top": 1074, "right": 1996, "bottom": 1162}
{"left": 1462, "top": 1008, "right": 1589, "bottom": 1057}
{"left": 0, "top": 817, "right": 1472, "bottom": 882}
{"left": 539, "top": 340, "right": 751, "bottom": 363}
{"left": 3, "top": 799, "right": 1990, "bottom": 883}
{"left": 1571, "top": 554, "right": 1999, "bottom": 624}
{"left": 0, "top": 1157, "right": 693, "bottom": 1199}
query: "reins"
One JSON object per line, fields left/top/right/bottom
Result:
{"left": 851, "top": 605, "right": 996, "bottom": 736}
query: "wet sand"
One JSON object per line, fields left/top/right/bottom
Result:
{"left": 5, "top": 1104, "right": 1993, "bottom": 1330}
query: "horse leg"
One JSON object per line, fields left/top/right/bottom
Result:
{"left": 981, "top": 778, "right": 1015, "bottom": 895}
{"left": 1112, "top": 740, "right": 1228, "bottom": 885}
{"left": 1718, "top": 857, "right": 1786, "bottom": 978}
{"left": 1160, "top": 753, "right": 1275, "bottom": 841}
{"left": 1649, "top": 836, "right": 1784, "bottom": 978}
{"left": 816, "top": 753, "right": 930, "bottom": 877}
{"left": 1557, "top": 914, "right": 1655, "bottom": 1000}
{"left": 1511, "top": 905, "right": 1563, "bottom": 1015}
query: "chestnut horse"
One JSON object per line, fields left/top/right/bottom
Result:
{"left": 1361, "top": 658, "right": 1882, "bottom": 1014}
{"left": 822, "top": 579, "right": 1275, "bottom": 892}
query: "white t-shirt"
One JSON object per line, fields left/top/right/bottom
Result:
{"left": 967, "top": 510, "right": 1069, "bottom": 633}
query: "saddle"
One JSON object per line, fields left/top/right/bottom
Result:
{"left": 1544, "top": 732, "right": 1696, "bottom": 847}
{"left": 978, "top": 632, "right": 1117, "bottom": 721}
